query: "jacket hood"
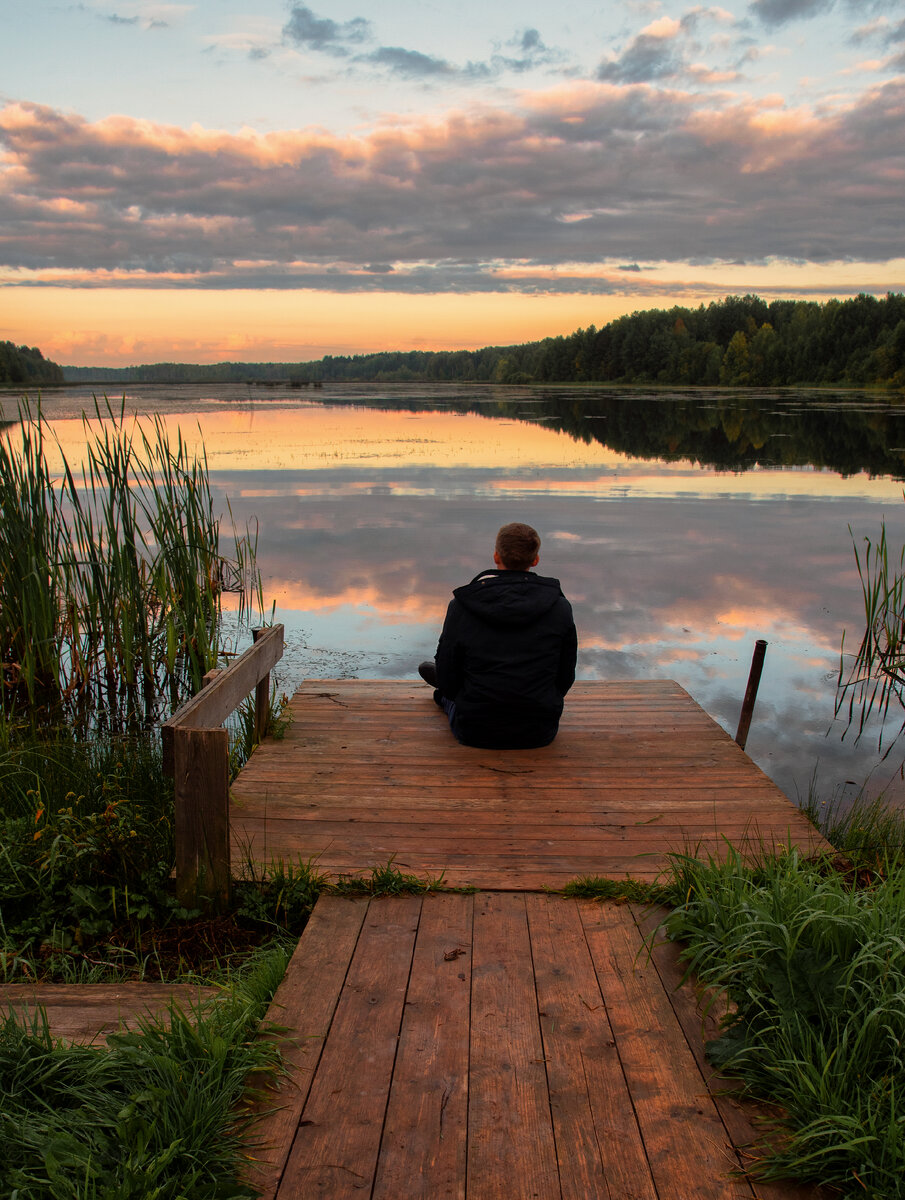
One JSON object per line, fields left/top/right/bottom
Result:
{"left": 453, "top": 570, "right": 565, "bottom": 629}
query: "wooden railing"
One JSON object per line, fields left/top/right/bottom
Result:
{"left": 162, "top": 624, "right": 284, "bottom": 912}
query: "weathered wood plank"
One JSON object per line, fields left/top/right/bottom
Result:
{"left": 231, "top": 679, "right": 828, "bottom": 887}
{"left": 372, "top": 893, "right": 473, "bottom": 1200}
{"left": 244, "top": 896, "right": 369, "bottom": 1200}
{"left": 277, "top": 894, "right": 421, "bottom": 1199}
{"left": 628, "top": 905, "right": 832, "bottom": 1200}
{"left": 580, "top": 901, "right": 753, "bottom": 1200}
{"left": 163, "top": 624, "right": 284, "bottom": 736}
{"left": 467, "top": 892, "right": 560, "bottom": 1200}
{"left": 0, "top": 982, "right": 218, "bottom": 1044}
{"left": 525, "top": 894, "right": 658, "bottom": 1200}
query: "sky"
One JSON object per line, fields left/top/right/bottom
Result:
{"left": 1, "top": 0, "right": 904, "bottom": 365}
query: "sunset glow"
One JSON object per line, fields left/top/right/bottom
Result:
{"left": 2, "top": 1, "right": 903, "bottom": 366}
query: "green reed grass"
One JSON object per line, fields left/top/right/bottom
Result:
{"left": 0, "top": 940, "right": 289, "bottom": 1199}
{"left": 803, "top": 787, "right": 905, "bottom": 869}
{"left": 662, "top": 847, "right": 905, "bottom": 1196}
{"left": 0, "top": 398, "right": 263, "bottom": 732}
{"left": 837, "top": 519, "right": 905, "bottom": 752}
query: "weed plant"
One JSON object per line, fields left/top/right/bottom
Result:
{"left": 0, "top": 398, "right": 263, "bottom": 733}
{"left": 662, "top": 846, "right": 905, "bottom": 1197}
{"left": 0, "top": 731, "right": 185, "bottom": 976}
{"left": 803, "top": 788, "right": 905, "bottom": 869}
{"left": 0, "top": 940, "right": 290, "bottom": 1199}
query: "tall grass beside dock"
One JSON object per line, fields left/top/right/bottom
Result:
{"left": 663, "top": 832, "right": 905, "bottom": 1198}
{"left": 0, "top": 399, "right": 262, "bottom": 733}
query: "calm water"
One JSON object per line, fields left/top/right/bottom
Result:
{"left": 6, "top": 380, "right": 905, "bottom": 807}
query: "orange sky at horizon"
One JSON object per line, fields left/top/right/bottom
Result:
{"left": 7, "top": 261, "right": 905, "bottom": 367}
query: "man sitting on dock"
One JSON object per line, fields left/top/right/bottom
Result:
{"left": 418, "top": 522, "right": 577, "bottom": 749}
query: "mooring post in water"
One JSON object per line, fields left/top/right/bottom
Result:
{"left": 735, "top": 638, "right": 768, "bottom": 751}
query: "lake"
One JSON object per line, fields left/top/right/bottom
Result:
{"left": 5, "top": 379, "right": 905, "bottom": 809}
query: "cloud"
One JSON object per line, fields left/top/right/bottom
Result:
{"left": 749, "top": 0, "right": 834, "bottom": 27}
{"left": 494, "top": 28, "right": 566, "bottom": 74}
{"left": 278, "top": 6, "right": 566, "bottom": 83}
{"left": 598, "top": 36, "right": 682, "bottom": 83}
{"left": 78, "top": 2, "right": 188, "bottom": 29}
{"left": 1, "top": 79, "right": 903, "bottom": 290}
{"left": 282, "top": 4, "right": 372, "bottom": 55}
{"left": 364, "top": 46, "right": 455, "bottom": 78}
{"left": 596, "top": 8, "right": 738, "bottom": 84}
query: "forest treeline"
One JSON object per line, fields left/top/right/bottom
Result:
{"left": 0, "top": 342, "right": 65, "bottom": 386}
{"left": 61, "top": 293, "right": 905, "bottom": 388}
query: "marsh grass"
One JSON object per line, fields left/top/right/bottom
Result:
{"left": 837, "top": 519, "right": 905, "bottom": 754}
{"left": 662, "top": 846, "right": 905, "bottom": 1196}
{"left": 0, "top": 398, "right": 263, "bottom": 733}
{"left": 0, "top": 940, "right": 290, "bottom": 1199}
{"left": 803, "top": 787, "right": 905, "bottom": 870}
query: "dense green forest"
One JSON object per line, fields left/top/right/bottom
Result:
{"left": 0, "top": 342, "right": 65, "bottom": 386}
{"left": 61, "top": 293, "right": 905, "bottom": 388}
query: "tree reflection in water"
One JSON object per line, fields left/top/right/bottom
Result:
{"left": 21, "top": 381, "right": 905, "bottom": 807}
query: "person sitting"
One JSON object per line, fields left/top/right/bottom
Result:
{"left": 418, "top": 522, "right": 577, "bottom": 749}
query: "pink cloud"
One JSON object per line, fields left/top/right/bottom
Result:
{"left": 1, "top": 76, "right": 904, "bottom": 288}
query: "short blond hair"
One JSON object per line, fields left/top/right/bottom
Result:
{"left": 495, "top": 522, "right": 540, "bottom": 570}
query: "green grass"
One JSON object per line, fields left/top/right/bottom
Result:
{"left": 661, "top": 845, "right": 905, "bottom": 1197}
{"left": 803, "top": 787, "right": 905, "bottom": 870}
{"left": 560, "top": 875, "right": 669, "bottom": 903}
{"left": 0, "top": 397, "right": 263, "bottom": 734}
{"left": 0, "top": 941, "right": 290, "bottom": 1199}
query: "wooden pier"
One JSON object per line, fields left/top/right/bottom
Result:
{"left": 237, "top": 679, "right": 830, "bottom": 1199}
{"left": 231, "top": 679, "right": 826, "bottom": 886}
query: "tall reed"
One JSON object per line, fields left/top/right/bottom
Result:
{"left": 837, "top": 519, "right": 905, "bottom": 752}
{"left": 0, "top": 398, "right": 262, "bottom": 732}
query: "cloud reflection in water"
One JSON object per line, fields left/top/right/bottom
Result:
{"left": 43, "top": 390, "right": 905, "bottom": 805}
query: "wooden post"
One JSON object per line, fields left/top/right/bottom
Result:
{"left": 735, "top": 639, "right": 768, "bottom": 751}
{"left": 174, "top": 726, "right": 231, "bottom": 913}
{"left": 252, "top": 627, "right": 270, "bottom": 746}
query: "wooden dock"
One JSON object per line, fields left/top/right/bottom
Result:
{"left": 236, "top": 679, "right": 830, "bottom": 1199}
{"left": 231, "top": 680, "right": 826, "bottom": 886}
{"left": 247, "top": 893, "right": 824, "bottom": 1200}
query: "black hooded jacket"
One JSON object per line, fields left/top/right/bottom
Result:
{"left": 434, "top": 569, "right": 577, "bottom": 749}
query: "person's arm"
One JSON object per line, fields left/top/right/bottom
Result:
{"left": 435, "top": 599, "right": 466, "bottom": 698}
{"left": 556, "top": 613, "right": 578, "bottom": 696}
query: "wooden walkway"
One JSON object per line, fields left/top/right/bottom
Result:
{"left": 247, "top": 893, "right": 824, "bottom": 1200}
{"left": 231, "top": 680, "right": 827, "bottom": 887}
{"left": 237, "top": 679, "right": 831, "bottom": 1198}
{"left": 0, "top": 982, "right": 218, "bottom": 1044}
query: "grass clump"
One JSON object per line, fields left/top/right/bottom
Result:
{"left": 662, "top": 845, "right": 905, "bottom": 1197}
{"left": 561, "top": 875, "right": 669, "bottom": 904}
{"left": 329, "top": 860, "right": 469, "bottom": 896}
{"left": 0, "top": 941, "right": 290, "bottom": 1199}
{"left": 803, "top": 788, "right": 905, "bottom": 871}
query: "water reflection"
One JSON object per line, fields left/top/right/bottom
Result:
{"left": 8, "top": 381, "right": 905, "bottom": 806}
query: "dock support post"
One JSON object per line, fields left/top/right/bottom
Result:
{"left": 735, "top": 639, "right": 768, "bottom": 751}
{"left": 252, "top": 627, "right": 270, "bottom": 746}
{"left": 174, "top": 726, "right": 231, "bottom": 913}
